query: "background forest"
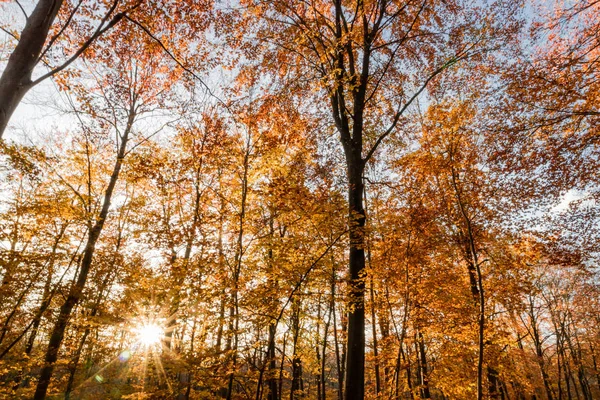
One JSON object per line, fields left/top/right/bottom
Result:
{"left": 0, "top": 0, "right": 599, "bottom": 399}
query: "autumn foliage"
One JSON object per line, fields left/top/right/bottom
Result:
{"left": 0, "top": 0, "right": 599, "bottom": 399}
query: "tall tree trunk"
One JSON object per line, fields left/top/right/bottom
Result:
{"left": 589, "top": 344, "right": 600, "bottom": 396}
{"left": 316, "top": 300, "right": 323, "bottom": 400}
{"left": 415, "top": 329, "right": 430, "bottom": 398}
{"left": 320, "top": 292, "right": 332, "bottom": 400}
{"left": 344, "top": 156, "right": 366, "bottom": 400}
{"left": 331, "top": 265, "right": 344, "bottom": 400}
{"left": 400, "top": 343, "right": 414, "bottom": 400}
{"left": 267, "top": 322, "right": 279, "bottom": 400}
{"left": 451, "top": 165, "right": 485, "bottom": 400}
{"left": 369, "top": 279, "right": 381, "bottom": 396}
{"left": 215, "top": 176, "right": 226, "bottom": 355}
{"left": 363, "top": 186, "right": 381, "bottom": 396}
{"left": 290, "top": 299, "right": 303, "bottom": 400}
{"left": 33, "top": 106, "right": 134, "bottom": 400}
{"left": 528, "top": 297, "right": 554, "bottom": 400}
{"left": 567, "top": 326, "right": 592, "bottom": 400}
{"left": 279, "top": 331, "right": 288, "bottom": 400}
{"left": 165, "top": 161, "right": 203, "bottom": 350}
{"left": 65, "top": 240, "right": 121, "bottom": 399}
{"left": 226, "top": 141, "right": 250, "bottom": 400}
{"left": 265, "top": 216, "right": 280, "bottom": 400}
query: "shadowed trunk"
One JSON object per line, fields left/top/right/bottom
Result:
{"left": 344, "top": 154, "right": 366, "bottom": 400}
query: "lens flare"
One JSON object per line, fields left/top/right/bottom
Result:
{"left": 118, "top": 350, "right": 131, "bottom": 362}
{"left": 135, "top": 323, "right": 163, "bottom": 346}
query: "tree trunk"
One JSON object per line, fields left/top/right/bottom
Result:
{"left": 320, "top": 293, "right": 332, "bottom": 400}
{"left": 65, "top": 245, "right": 120, "bottom": 399}
{"left": 589, "top": 344, "right": 600, "bottom": 396}
{"left": 33, "top": 107, "right": 134, "bottom": 400}
{"left": 331, "top": 265, "right": 344, "bottom": 400}
{"left": 529, "top": 297, "right": 554, "bottom": 400}
{"left": 225, "top": 142, "right": 250, "bottom": 400}
{"left": 267, "top": 322, "right": 279, "bottom": 400}
{"left": 290, "top": 299, "right": 303, "bottom": 400}
{"left": 415, "top": 331, "right": 430, "bottom": 399}
{"left": 344, "top": 157, "right": 366, "bottom": 400}
{"left": 451, "top": 166, "right": 485, "bottom": 400}
{"left": 0, "top": 0, "right": 64, "bottom": 138}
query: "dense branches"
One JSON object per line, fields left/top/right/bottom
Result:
{"left": 0, "top": 0, "right": 599, "bottom": 399}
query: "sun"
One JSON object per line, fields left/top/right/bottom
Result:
{"left": 135, "top": 323, "right": 163, "bottom": 346}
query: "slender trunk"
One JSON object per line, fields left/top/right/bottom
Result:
{"left": 558, "top": 342, "right": 564, "bottom": 400}
{"left": 565, "top": 352, "right": 574, "bottom": 400}
{"left": 487, "top": 366, "right": 502, "bottom": 400}
{"left": 279, "top": 331, "right": 288, "bottom": 400}
{"left": 552, "top": 315, "right": 566, "bottom": 400}
{"left": 266, "top": 217, "right": 280, "bottom": 400}
{"left": 567, "top": 328, "right": 592, "bottom": 400}
{"left": 65, "top": 245, "right": 120, "bottom": 399}
{"left": 590, "top": 344, "right": 600, "bottom": 395}
{"left": 451, "top": 166, "right": 485, "bottom": 400}
{"left": 33, "top": 107, "right": 134, "bottom": 400}
{"left": 290, "top": 299, "right": 303, "bottom": 400}
{"left": 166, "top": 162, "right": 203, "bottom": 350}
{"left": 331, "top": 265, "right": 343, "bottom": 400}
{"left": 226, "top": 143, "right": 250, "bottom": 400}
{"left": 363, "top": 186, "right": 381, "bottom": 396}
{"left": 400, "top": 343, "right": 414, "bottom": 400}
{"left": 64, "top": 329, "right": 90, "bottom": 399}
{"left": 415, "top": 330, "right": 430, "bottom": 398}
{"left": 316, "top": 303, "right": 322, "bottom": 400}
{"left": 369, "top": 278, "right": 381, "bottom": 396}
{"left": 216, "top": 188, "right": 226, "bottom": 354}
{"left": 529, "top": 297, "right": 554, "bottom": 400}
{"left": 320, "top": 294, "right": 332, "bottom": 400}
{"left": 185, "top": 318, "right": 196, "bottom": 400}
{"left": 267, "top": 322, "right": 279, "bottom": 400}
{"left": 378, "top": 314, "right": 391, "bottom": 395}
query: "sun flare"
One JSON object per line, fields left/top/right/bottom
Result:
{"left": 135, "top": 323, "right": 163, "bottom": 346}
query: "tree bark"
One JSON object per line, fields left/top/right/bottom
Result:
{"left": 450, "top": 165, "right": 485, "bottom": 400}
{"left": 65, "top": 240, "right": 121, "bottom": 400}
{"left": 416, "top": 331, "right": 431, "bottom": 399}
{"left": 0, "top": 0, "right": 64, "bottom": 138}
{"left": 290, "top": 299, "right": 304, "bottom": 400}
{"left": 344, "top": 157, "right": 366, "bottom": 400}
{"left": 225, "top": 140, "right": 250, "bottom": 400}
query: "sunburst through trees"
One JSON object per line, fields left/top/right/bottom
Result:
{"left": 0, "top": 0, "right": 600, "bottom": 399}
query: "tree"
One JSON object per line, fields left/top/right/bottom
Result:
{"left": 0, "top": 0, "right": 140, "bottom": 138}
{"left": 222, "top": 1, "right": 521, "bottom": 397}
{"left": 31, "top": 25, "right": 178, "bottom": 398}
